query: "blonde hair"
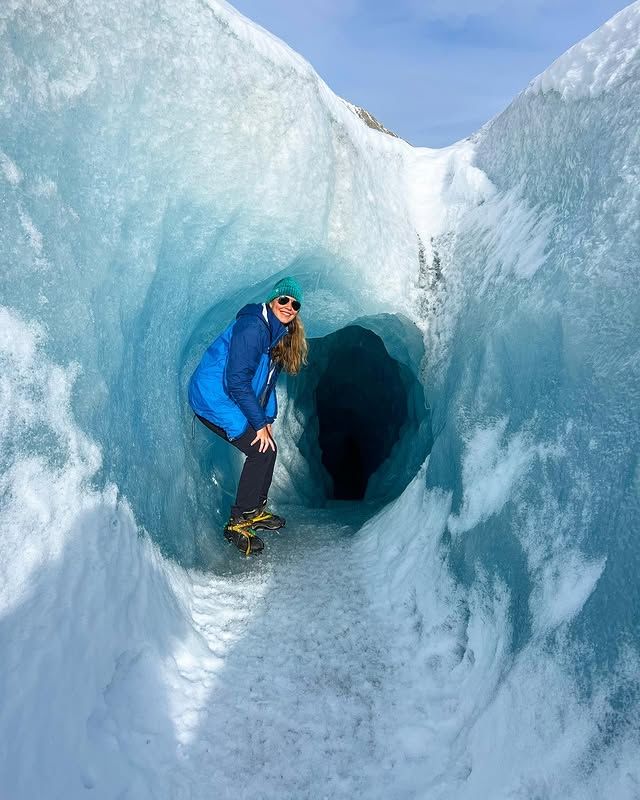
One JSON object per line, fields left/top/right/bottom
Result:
{"left": 272, "top": 314, "right": 307, "bottom": 374}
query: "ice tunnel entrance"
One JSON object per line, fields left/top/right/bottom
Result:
{"left": 315, "top": 327, "right": 407, "bottom": 499}
{"left": 278, "top": 317, "right": 431, "bottom": 507}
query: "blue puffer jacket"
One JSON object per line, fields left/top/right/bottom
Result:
{"left": 188, "top": 303, "right": 289, "bottom": 439}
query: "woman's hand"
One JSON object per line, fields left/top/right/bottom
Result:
{"left": 251, "top": 426, "right": 276, "bottom": 453}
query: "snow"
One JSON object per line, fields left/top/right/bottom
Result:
{"left": 0, "top": 150, "right": 22, "bottom": 185}
{"left": 527, "top": 1, "right": 640, "bottom": 99}
{"left": 1, "top": 0, "right": 640, "bottom": 797}
{"left": 447, "top": 418, "right": 538, "bottom": 537}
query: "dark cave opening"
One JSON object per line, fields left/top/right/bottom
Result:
{"left": 314, "top": 326, "right": 409, "bottom": 500}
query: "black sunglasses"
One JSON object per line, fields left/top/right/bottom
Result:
{"left": 276, "top": 295, "right": 301, "bottom": 312}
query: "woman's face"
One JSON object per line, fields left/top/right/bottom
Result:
{"left": 270, "top": 296, "right": 300, "bottom": 325}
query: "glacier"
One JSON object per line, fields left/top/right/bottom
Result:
{"left": 1, "top": 0, "right": 639, "bottom": 797}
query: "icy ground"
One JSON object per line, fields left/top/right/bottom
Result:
{"left": 169, "top": 505, "right": 394, "bottom": 799}
{"left": 66, "top": 500, "right": 448, "bottom": 800}
{"left": 94, "top": 499, "right": 491, "bottom": 800}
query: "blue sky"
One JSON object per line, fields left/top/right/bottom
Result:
{"left": 228, "top": 0, "right": 630, "bottom": 146}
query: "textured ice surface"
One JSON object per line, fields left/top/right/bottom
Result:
{"left": 1, "top": 0, "right": 639, "bottom": 798}
{"left": 528, "top": 3, "right": 640, "bottom": 98}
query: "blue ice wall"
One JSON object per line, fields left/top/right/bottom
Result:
{"left": 423, "top": 54, "right": 639, "bottom": 687}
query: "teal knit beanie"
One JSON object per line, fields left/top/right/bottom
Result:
{"left": 266, "top": 276, "right": 304, "bottom": 306}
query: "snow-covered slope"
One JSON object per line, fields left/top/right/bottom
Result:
{"left": 1, "top": 1, "right": 639, "bottom": 797}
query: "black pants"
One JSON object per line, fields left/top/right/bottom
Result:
{"left": 196, "top": 415, "right": 277, "bottom": 518}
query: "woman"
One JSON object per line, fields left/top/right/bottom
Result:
{"left": 189, "top": 277, "right": 307, "bottom": 555}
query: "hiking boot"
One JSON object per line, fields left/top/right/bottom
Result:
{"left": 224, "top": 518, "right": 264, "bottom": 556}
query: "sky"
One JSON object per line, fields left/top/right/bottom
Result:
{"left": 228, "top": 0, "right": 631, "bottom": 147}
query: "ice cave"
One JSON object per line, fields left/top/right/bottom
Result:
{"left": 0, "top": 0, "right": 639, "bottom": 798}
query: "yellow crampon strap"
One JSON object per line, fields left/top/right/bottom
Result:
{"left": 244, "top": 529, "right": 261, "bottom": 556}
{"left": 232, "top": 519, "right": 258, "bottom": 530}
{"left": 233, "top": 511, "right": 269, "bottom": 528}
{"left": 229, "top": 521, "right": 258, "bottom": 556}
